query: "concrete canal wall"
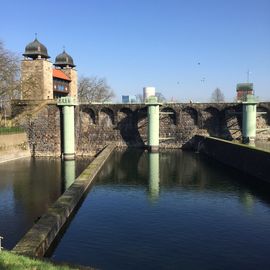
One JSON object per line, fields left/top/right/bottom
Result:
{"left": 12, "top": 144, "right": 115, "bottom": 257}
{"left": 194, "top": 135, "right": 270, "bottom": 182}
{"left": 0, "top": 133, "right": 31, "bottom": 163}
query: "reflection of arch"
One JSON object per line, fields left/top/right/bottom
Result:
{"left": 99, "top": 107, "right": 114, "bottom": 127}
{"left": 182, "top": 107, "right": 198, "bottom": 126}
{"left": 160, "top": 107, "right": 176, "bottom": 125}
{"left": 202, "top": 107, "right": 221, "bottom": 136}
{"left": 81, "top": 108, "right": 96, "bottom": 124}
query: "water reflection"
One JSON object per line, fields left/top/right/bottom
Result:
{"left": 148, "top": 153, "right": 159, "bottom": 201}
{"left": 63, "top": 160, "right": 76, "bottom": 190}
{"left": 0, "top": 157, "right": 91, "bottom": 249}
{"left": 52, "top": 149, "right": 270, "bottom": 270}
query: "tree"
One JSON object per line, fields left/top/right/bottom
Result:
{"left": 0, "top": 41, "right": 20, "bottom": 100}
{"left": 135, "top": 94, "right": 143, "bottom": 103}
{"left": 211, "top": 88, "right": 225, "bottom": 103}
{"left": 0, "top": 41, "right": 20, "bottom": 121}
{"left": 78, "top": 76, "right": 115, "bottom": 102}
{"left": 156, "top": 92, "right": 166, "bottom": 102}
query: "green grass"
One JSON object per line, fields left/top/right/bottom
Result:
{"left": 0, "top": 251, "right": 80, "bottom": 270}
{"left": 0, "top": 127, "right": 24, "bottom": 135}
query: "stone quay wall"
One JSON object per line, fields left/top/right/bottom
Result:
{"left": 0, "top": 133, "right": 31, "bottom": 163}
{"left": 193, "top": 135, "right": 270, "bottom": 183}
{"left": 12, "top": 101, "right": 270, "bottom": 157}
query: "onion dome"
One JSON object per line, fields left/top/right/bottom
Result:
{"left": 23, "top": 38, "right": 50, "bottom": 59}
{"left": 54, "top": 50, "right": 75, "bottom": 68}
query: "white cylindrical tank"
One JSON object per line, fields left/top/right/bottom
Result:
{"left": 143, "top": 87, "right": 155, "bottom": 101}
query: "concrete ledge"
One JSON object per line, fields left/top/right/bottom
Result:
{"left": 12, "top": 144, "right": 115, "bottom": 257}
{"left": 194, "top": 135, "right": 270, "bottom": 182}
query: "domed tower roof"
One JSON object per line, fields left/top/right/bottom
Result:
{"left": 23, "top": 37, "right": 50, "bottom": 59}
{"left": 54, "top": 50, "right": 76, "bottom": 68}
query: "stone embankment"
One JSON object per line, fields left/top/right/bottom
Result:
{"left": 194, "top": 135, "right": 270, "bottom": 182}
{"left": 13, "top": 144, "right": 115, "bottom": 257}
{"left": 0, "top": 133, "right": 30, "bottom": 163}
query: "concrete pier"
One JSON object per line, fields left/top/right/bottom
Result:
{"left": 57, "top": 97, "right": 77, "bottom": 160}
{"left": 242, "top": 95, "right": 257, "bottom": 144}
{"left": 146, "top": 96, "right": 160, "bottom": 152}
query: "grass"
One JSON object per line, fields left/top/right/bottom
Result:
{"left": 0, "top": 126, "right": 25, "bottom": 135}
{"left": 0, "top": 250, "right": 81, "bottom": 270}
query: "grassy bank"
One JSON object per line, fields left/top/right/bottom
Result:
{"left": 0, "top": 250, "right": 80, "bottom": 270}
{"left": 0, "top": 126, "right": 24, "bottom": 135}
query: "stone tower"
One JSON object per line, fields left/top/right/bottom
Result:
{"left": 21, "top": 37, "right": 53, "bottom": 100}
{"left": 54, "top": 50, "right": 77, "bottom": 98}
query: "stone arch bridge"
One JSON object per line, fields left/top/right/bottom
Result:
{"left": 12, "top": 101, "right": 270, "bottom": 156}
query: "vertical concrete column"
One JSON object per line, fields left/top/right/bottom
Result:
{"left": 242, "top": 94, "right": 257, "bottom": 144}
{"left": 57, "top": 97, "right": 77, "bottom": 160}
{"left": 148, "top": 152, "right": 160, "bottom": 201}
{"left": 146, "top": 96, "right": 160, "bottom": 152}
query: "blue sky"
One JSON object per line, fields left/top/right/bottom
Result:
{"left": 0, "top": 0, "right": 269, "bottom": 102}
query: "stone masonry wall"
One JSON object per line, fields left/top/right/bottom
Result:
{"left": 15, "top": 102, "right": 270, "bottom": 157}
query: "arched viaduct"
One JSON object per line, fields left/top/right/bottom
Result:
{"left": 13, "top": 101, "right": 270, "bottom": 156}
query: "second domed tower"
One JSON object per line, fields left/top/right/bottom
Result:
{"left": 54, "top": 49, "right": 77, "bottom": 98}
{"left": 54, "top": 50, "right": 76, "bottom": 68}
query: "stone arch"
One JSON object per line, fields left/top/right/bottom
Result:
{"left": 99, "top": 107, "right": 114, "bottom": 127}
{"left": 181, "top": 107, "right": 198, "bottom": 128}
{"left": 256, "top": 106, "right": 270, "bottom": 140}
{"left": 201, "top": 107, "right": 221, "bottom": 136}
{"left": 81, "top": 107, "right": 96, "bottom": 124}
{"left": 79, "top": 108, "right": 96, "bottom": 134}
{"left": 118, "top": 107, "right": 133, "bottom": 121}
{"left": 160, "top": 107, "right": 176, "bottom": 125}
{"left": 159, "top": 107, "right": 177, "bottom": 145}
{"left": 135, "top": 107, "right": 148, "bottom": 146}
{"left": 117, "top": 107, "right": 136, "bottom": 145}
{"left": 222, "top": 106, "right": 242, "bottom": 140}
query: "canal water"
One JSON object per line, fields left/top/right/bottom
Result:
{"left": 0, "top": 157, "right": 91, "bottom": 249}
{"left": 50, "top": 149, "right": 270, "bottom": 270}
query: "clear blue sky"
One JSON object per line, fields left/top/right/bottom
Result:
{"left": 0, "top": 0, "right": 269, "bottom": 102}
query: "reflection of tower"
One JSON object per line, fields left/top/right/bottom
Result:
{"left": 64, "top": 160, "right": 76, "bottom": 189}
{"left": 148, "top": 152, "right": 160, "bottom": 201}
{"left": 239, "top": 191, "right": 254, "bottom": 212}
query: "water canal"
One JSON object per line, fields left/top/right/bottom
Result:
{"left": 48, "top": 149, "right": 270, "bottom": 270}
{"left": 0, "top": 157, "right": 91, "bottom": 249}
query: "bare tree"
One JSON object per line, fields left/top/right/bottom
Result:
{"left": 0, "top": 41, "right": 20, "bottom": 121}
{"left": 78, "top": 76, "right": 115, "bottom": 102}
{"left": 211, "top": 88, "right": 225, "bottom": 103}
{"left": 156, "top": 92, "right": 166, "bottom": 102}
{"left": 0, "top": 41, "right": 20, "bottom": 99}
{"left": 135, "top": 94, "right": 143, "bottom": 103}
